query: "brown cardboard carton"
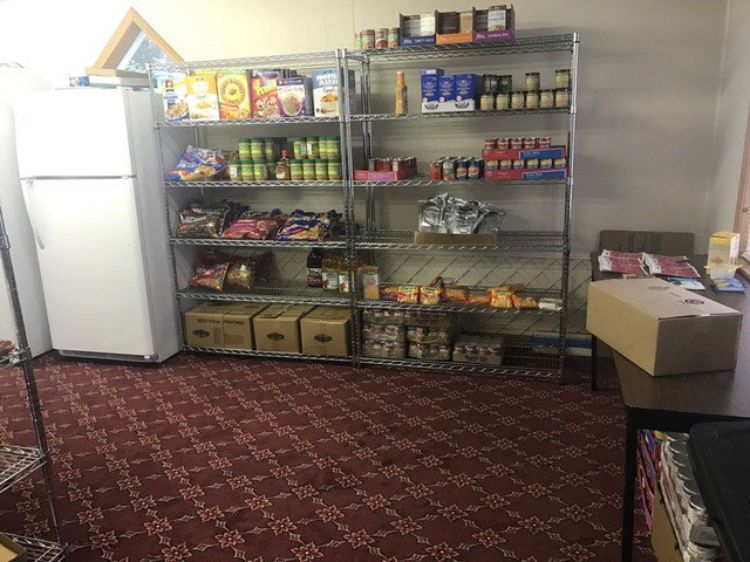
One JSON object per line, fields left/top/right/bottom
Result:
{"left": 300, "top": 307, "right": 351, "bottom": 357}
{"left": 185, "top": 303, "right": 236, "bottom": 348}
{"left": 651, "top": 487, "right": 682, "bottom": 562}
{"left": 253, "top": 304, "right": 314, "bottom": 353}
{"left": 0, "top": 533, "right": 27, "bottom": 562}
{"left": 586, "top": 278, "right": 741, "bottom": 376}
{"left": 223, "top": 304, "right": 268, "bottom": 350}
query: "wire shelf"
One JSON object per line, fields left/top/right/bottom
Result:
{"left": 185, "top": 346, "right": 351, "bottom": 363}
{"left": 360, "top": 344, "right": 561, "bottom": 379}
{"left": 164, "top": 180, "right": 345, "bottom": 189}
{"left": 350, "top": 108, "right": 568, "bottom": 122}
{"left": 1, "top": 534, "right": 65, "bottom": 562}
{"left": 149, "top": 50, "right": 339, "bottom": 71}
{"left": 0, "top": 348, "right": 22, "bottom": 371}
{"left": 349, "top": 34, "right": 576, "bottom": 61}
{"left": 171, "top": 238, "right": 348, "bottom": 249}
{"left": 355, "top": 230, "right": 565, "bottom": 252}
{"left": 158, "top": 115, "right": 341, "bottom": 128}
{"left": 357, "top": 296, "right": 560, "bottom": 315}
{"left": 178, "top": 286, "right": 350, "bottom": 306}
{"left": 0, "top": 445, "right": 45, "bottom": 495}
{"left": 353, "top": 176, "right": 567, "bottom": 187}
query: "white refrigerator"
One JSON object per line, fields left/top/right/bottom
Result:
{"left": 14, "top": 88, "right": 180, "bottom": 362}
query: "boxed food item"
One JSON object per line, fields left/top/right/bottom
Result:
{"left": 452, "top": 334, "right": 504, "bottom": 364}
{"left": 408, "top": 341, "right": 451, "bottom": 361}
{"left": 223, "top": 303, "right": 268, "bottom": 350}
{"left": 311, "top": 68, "right": 356, "bottom": 117}
{"left": 253, "top": 304, "right": 314, "bottom": 353}
{"left": 404, "top": 311, "right": 452, "bottom": 329}
{"left": 407, "top": 326, "right": 451, "bottom": 344}
{"left": 474, "top": 4, "right": 515, "bottom": 42}
{"left": 363, "top": 322, "right": 405, "bottom": 343}
{"left": 363, "top": 340, "right": 406, "bottom": 359}
{"left": 250, "top": 69, "right": 286, "bottom": 118}
{"left": 187, "top": 71, "right": 220, "bottom": 121}
{"left": 586, "top": 278, "right": 741, "bottom": 376}
{"left": 300, "top": 306, "right": 351, "bottom": 357}
{"left": 359, "top": 266, "right": 381, "bottom": 300}
{"left": 216, "top": 68, "right": 251, "bottom": 120}
{"left": 154, "top": 70, "right": 189, "bottom": 123}
{"left": 421, "top": 72, "right": 443, "bottom": 111}
{"left": 482, "top": 146, "right": 567, "bottom": 161}
{"left": 436, "top": 9, "right": 475, "bottom": 44}
{"left": 708, "top": 231, "right": 740, "bottom": 268}
{"left": 484, "top": 168, "right": 567, "bottom": 181}
{"left": 438, "top": 75, "right": 455, "bottom": 103}
{"left": 454, "top": 74, "right": 480, "bottom": 110}
{"left": 185, "top": 302, "right": 235, "bottom": 348}
{"left": 361, "top": 308, "right": 405, "bottom": 325}
{"left": 0, "top": 533, "right": 26, "bottom": 562}
{"left": 277, "top": 76, "right": 313, "bottom": 117}
{"left": 400, "top": 12, "right": 438, "bottom": 45}
{"left": 651, "top": 487, "right": 682, "bottom": 562}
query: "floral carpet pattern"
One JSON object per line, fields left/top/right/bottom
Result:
{"left": 0, "top": 353, "right": 654, "bottom": 561}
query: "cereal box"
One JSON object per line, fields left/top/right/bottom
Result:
{"left": 311, "top": 68, "right": 356, "bottom": 117}
{"left": 154, "top": 70, "right": 189, "bottom": 123}
{"left": 216, "top": 68, "right": 251, "bottom": 120}
{"left": 187, "top": 71, "right": 219, "bottom": 121}
{"left": 277, "top": 76, "right": 313, "bottom": 117}
{"left": 250, "top": 69, "right": 285, "bottom": 118}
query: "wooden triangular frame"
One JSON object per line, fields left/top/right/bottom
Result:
{"left": 87, "top": 7, "right": 182, "bottom": 78}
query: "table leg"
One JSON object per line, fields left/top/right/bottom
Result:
{"left": 621, "top": 412, "right": 637, "bottom": 562}
{"left": 591, "top": 336, "right": 598, "bottom": 391}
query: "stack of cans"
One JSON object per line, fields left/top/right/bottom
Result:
{"left": 367, "top": 156, "right": 417, "bottom": 172}
{"left": 430, "top": 156, "right": 483, "bottom": 181}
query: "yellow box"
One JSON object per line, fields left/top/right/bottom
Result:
{"left": 708, "top": 231, "right": 740, "bottom": 267}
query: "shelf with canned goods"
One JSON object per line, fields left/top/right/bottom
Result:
{"left": 164, "top": 180, "right": 346, "bottom": 189}
{"left": 352, "top": 177, "right": 567, "bottom": 187}
{"left": 348, "top": 107, "right": 569, "bottom": 122}
{"left": 177, "top": 286, "right": 351, "bottom": 307}
{"left": 171, "top": 238, "right": 349, "bottom": 249}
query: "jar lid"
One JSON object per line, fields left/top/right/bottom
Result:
{"left": 255, "top": 158, "right": 266, "bottom": 163}
{"left": 556, "top": 68, "right": 571, "bottom": 72}
{"left": 526, "top": 72, "right": 540, "bottom": 76}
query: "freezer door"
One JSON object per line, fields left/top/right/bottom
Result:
{"left": 14, "top": 89, "right": 134, "bottom": 178}
{"left": 22, "top": 178, "right": 156, "bottom": 357}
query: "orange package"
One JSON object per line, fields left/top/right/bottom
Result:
{"left": 419, "top": 286, "right": 443, "bottom": 306}
{"left": 444, "top": 286, "right": 469, "bottom": 303}
{"left": 512, "top": 294, "right": 538, "bottom": 309}
{"left": 467, "top": 289, "right": 491, "bottom": 306}
{"left": 489, "top": 289, "right": 514, "bottom": 309}
{"left": 397, "top": 285, "right": 420, "bottom": 304}
{"left": 380, "top": 285, "right": 400, "bottom": 302}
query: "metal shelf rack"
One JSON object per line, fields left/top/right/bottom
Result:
{"left": 149, "top": 32, "right": 579, "bottom": 381}
{"left": 0, "top": 207, "right": 64, "bottom": 556}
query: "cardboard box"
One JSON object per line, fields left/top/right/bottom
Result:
{"left": 300, "top": 306, "right": 351, "bottom": 357}
{"left": 400, "top": 12, "right": 437, "bottom": 45}
{"left": 586, "top": 278, "right": 742, "bottom": 376}
{"left": 277, "top": 76, "right": 313, "bottom": 117}
{"left": 421, "top": 73, "right": 442, "bottom": 108}
{"left": 438, "top": 75, "right": 455, "bottom": 103}
{"left": 484, "top": 168, "right": 567, "bottom": 181}
{"left": 154, "top": 70, "right": 189, "bottom": 123}
{"left": 185, "top": 303, "right": 234, "bottom": 348}
{"left": 474, "top": 5, "right": 515, "bottom": 42}
{"left": 216, "top": 68, "right": 251, "bottom": 120}
{"left": 353, "top": 169, "right": 416, "bottom": 181}
{"left": 253, "top": 304, "right": 314, "bottom": 353}
{"left": 414, "top": 231, "right": 498, "bottom": 246}
{"left": 482, "top": 146, "right": 567, "bottom": 161}
{"left": 311, "top": 68, "right": 356, "bottom": 117}
{"left": 187, "top": 71, "right": 220, "bottom": 121}
{"left": 651, "top": 487, "right": 682, "bottom": 562}
{"left": 223, "top": 303, "right": 268, "bottom": 350}
{"left": 708, "top": 231, "right": 740, "bottom": 267}
{"left": 250, "top": 69, "right": 285, "bottom": 118}
{"left": 436, "top": 9, "right": 474, "bottom": 44}
{"left": 454, "top": 74, "right": 480, "bottom": 106}
{"left": 0, "top": 533, "right": 26, "bottom": 562}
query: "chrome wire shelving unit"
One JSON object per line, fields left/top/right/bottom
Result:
{"left": 0, "top": 207, "right": 64, "bottom": 559}
{"left": 149, "top": 32, "right": 579, "bottom": 381}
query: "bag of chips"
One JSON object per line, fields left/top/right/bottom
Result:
{"left": 176, "top": 201, "right": 236, "bottom": 239}
{"left": 190, "top": 250, "right": 231, "bottom": 291}
{"left": 221, "top": 209, "right": 286, "bottom": 240}
{"left": 275, "top": 210, "right": 340, "bottom": 241}
{"left": 166, "top": 145, "right": 227, "bottom": 181}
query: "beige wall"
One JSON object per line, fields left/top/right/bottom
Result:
{"left": 0, "top": 0, "right": 730, "bottom": 254}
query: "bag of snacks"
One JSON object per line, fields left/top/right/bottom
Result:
{"left": 275, "top": 210, "right": 339, "bottom": 241}
{"left": 418, "top": 193, "right": 506, "bottom": 234}
{"left": 467, "top": 289, "right": 491, "bottom": 306}
{"left": 397, "top": 285, "right": 420, "bottom": 304}
{"left": 379, "top": 285, "right": 400, "bottom": 302}
{"left": 190, "top": 250, "right": 231, "bottom": 291}
{"left": 225, "top": 258, "right": 256, "bottom": 291}
{"left": 419, "top": 286, "right": 442, "bottom": 306}
{"left": 221, "top": 209, "right": 286, "bottom": 240}
{"left": 444, "top": 285, "right": 469, "bottom": 303}
{"left": 166, "top": 145, "right": 227, "bottom": 181}
{"left": 489, "top": 288, "right": 514, "bottom": 309}
{"left": 512, "top": 294, "right": 538, "bottom": 309}
{"left": 176, "top": 201, "right": 235, "bottom": 239}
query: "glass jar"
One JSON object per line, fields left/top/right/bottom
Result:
{"left": 498, "top": 75, "right": 512, "bottom": 93}
{"left": 253, "top": 158, "right": 268, "bottom": 181}
{"left": 228, "top": 160, "right": 241, "bottom": 181}
{"left": 292, "top": 137, "right": 307, "bottom": 160}
{"left": 250, "top": 138, "right": 264, "bottom": 160}
{"left": 290, "top": 159, "right": 303, "bottom": 180}
{"left": 525, "top": 90, "right": 539, "bottom": 110}
{"left": 495, "top": 92, "right": 511, "bottom": 110}
{"left": 480, "top": 94, "right": 494, "bottom": 111}
{"left": 264, "top": 138, "right": 277, "bottom": 161}
{"left": 238, "top": 139, "right": 251, "bottom": 160}
{"left": 555, "top": 88, "right": 570, "bottom": 108}
{"left": 302, "top": 159, "right": 316, "bottom": 180}
{"left": 525, "top": 72, "right": 540, "bottom": 91}
{"left": 327, "top": 161, "right": 341, "bottom": 180}
{"left": 315, "top": 159, "right": 328, "bottom": 180}
{"left": 327, "top": 137, "right": 341, "bottom": 162}
{"left": 555, "top": 69, "right": 571, "bottom": 89}
{"left": 510, "top": 91, "right": 525, "bottom": 110}
{"left": 240, "top": 160, "right": 254, "bottom": 181}
{"left": 526, "top": 158, "right": 539, "bottom": 169}
{"left": 306, "top": 137, "right": 320, "bottom": 159}
{"left": 512, "top": 159, "right": 524, "bottom": 170}
{"left": 540, "top": 89, "right": 554, "bottom": 109}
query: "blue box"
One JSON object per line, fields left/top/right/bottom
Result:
{"left": 454, "top": 74, "right": 480, "bottom": 102}
{"left": 420, "top": 68, "right": 445, "bottom": 76}
{"left": 438, "top": 75, "right": 455, "bottom": 102}
{"left": 421, "top": 74, "right": 441, "bottom": 109}
{"left": 401, "top": 35, "right": 436, "bottom": 46}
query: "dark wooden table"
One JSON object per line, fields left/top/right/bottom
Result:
{"left": 611, "top": 269, "right": 750, "bottom": 561}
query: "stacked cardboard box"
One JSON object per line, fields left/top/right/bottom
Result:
{"left": 361, "top": 309, "right": 406, "bottom": 359}
{"left": 405, "top": 312, "right": 453, "bottom": 361}
{"left": 185, "top": 303, "right": 268, "bottom": 350}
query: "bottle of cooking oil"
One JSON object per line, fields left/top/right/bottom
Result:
{"left": 395, "top": 71, "right": 408, "bottom": 115}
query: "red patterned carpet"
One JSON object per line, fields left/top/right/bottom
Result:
{"left": 0, "top": 353, "right": 654, "bottom": 561}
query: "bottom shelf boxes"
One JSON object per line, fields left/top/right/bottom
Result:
{"left": 1, "top": 534, "right": 64, "bottom": 562}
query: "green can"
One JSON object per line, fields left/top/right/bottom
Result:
{"left": 292, "top": 137, "right": 307, "bottom": 160}
{"left": 264, "top": 138, "right": 277, "bottom": 161}
{"left": 228, "top": 160, "right": 242, "bottom": 182}
{"left": 315, "top": 159, "right": 328, "bottom": 180}
{"left": 290, "top": 159, "right": 303, "bottom": 180}
{"left": 240, "top": 160, "right": 254, "bottom": 181}
{"left": 327, "top": 160, "right": 341, "bottom": 180}
{"left": 253, "top": 158, "right": 268, "bottom": 181}
{"left": 250, "top": 138, "right": 264, "bottom": 160}
{"left": 306, "top": 137, "right": 320, "bottom": 160}
{"left": 302, "top": 159, "right": 316, "bottom": 180}
{"left": 318, "top": 136, "right": 329, "bottom": 160}
{"left": 238, "top": 139, "right": 252, "bottom": 160}
{"left": 327, "top": 136, "right": 341, "bottom": 162}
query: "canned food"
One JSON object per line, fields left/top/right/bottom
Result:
{"left": 496, "top": 137, "right": 511, "bottom": 150}
{"left": 512, "top": 159, "right": 524, "bottom": 170}
{"left": 555, "top": 69, "right": 571, "bottom": 89}
{"left": 228, "top": 160, "right": 241, "bottom": 181}
{"left": 510, "top": 138, "right": 523, "bottom": 150}
{"left": 525, "top": 90, "right": 539, "bottom": 110}
{"left": 485, "top": 159, "right": 499, "bottom": 170}
{"left": 495, "top": 92, "right": 510, "bottom": 110}
{"left": 361, "top": 29, "right": 375, "bottom": 49}
{"left": 315, "top": 159, "right": 328, "bottom": 180}
{"left": 538, "top": 136, "right": 552, "bottom": 148}
{"left": 526, "top": 158, "right": 539, "bottom": 169}
{"left": 430, "top": 161, "right": 442, "bottom": 180}
{"left": 554, "top": 157, "right": 567, "bottom": 169}
{"left": 467, "top": 159, "right": 481, "bottom": 179}
{"left": 292, "top": 137, "right": 307, "bottom": 160}
{"left": 240, "top": 160, "right": 254, "bottom": 181}
{"left": 500, "top": 159, "right": 512, "bottom": 170}
{"left": 327, "top": 137, "right": 341, "bottom": 162}
{"left": 368, "top": 158, "right": 377, "bottom": 171}
{"left": 250, "top": 138, "right": 264, "bottom": 160}
{"left": 388, "top": 27, "right": 400, "bottom": 48}
{"left": 525, "top": 72, "right": 540, "bottom": 91}
{"left": 480, "top": 94, "right": 494, "bottom": 111}
{"left": 376, "top": 158, "right": 391, "bottom": 172}
{"left": 455, "top": 159, "right": 467, "bottom": 179}
{"left": 239, "top": 139, "right": 251, "bottom": 160}
{"left": 442, "top": 159, "right": 455, "bottom": 181}
{"left": 392, "top": 158, "right": 408, "bottom": 172}
{"left": 303, "top": 159, "right": 316, "bottom": 180}
{"left": 484, "top": 138, "right": 497, "bottom": 150}
{"left": 540, "top": 158, "right": 553, "bottom": 169}
{"left": 511, "top": 91, "right": 525, "bottom": 110}
{"left": 375, "top": 28, "right": 388, "bottom": 49}
{"left": 290, "top": 159, "right": 303, "bottom": 180}
{"left": 540, "top": 89, "right": 554, "bottom": 109}
{"left": 264, "top": 138, "right": 277, "bottom": 161}
{"left": 498, "top": 75, "right": 513, "bottom": 93}
{"left": 306, "top": 137, "right": 320, "bottom": 159}
{"left": 253, "top": 158, "right": 268, "bottom": 181}
{"left": 522, "top": 137, "right": 537, "bottom": 149}
{"left": 555, "top": 88, "right": 570, "bottom": 108}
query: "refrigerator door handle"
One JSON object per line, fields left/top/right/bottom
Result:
{"left": 21, "top": 179, "right": 44, "bottom": 250}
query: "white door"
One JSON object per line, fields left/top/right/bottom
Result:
{"left": 22, "top": 178, "right": 155, "bottom": 357}
{"left": 14, "top": 88, "right": 134, "bottom": 178}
